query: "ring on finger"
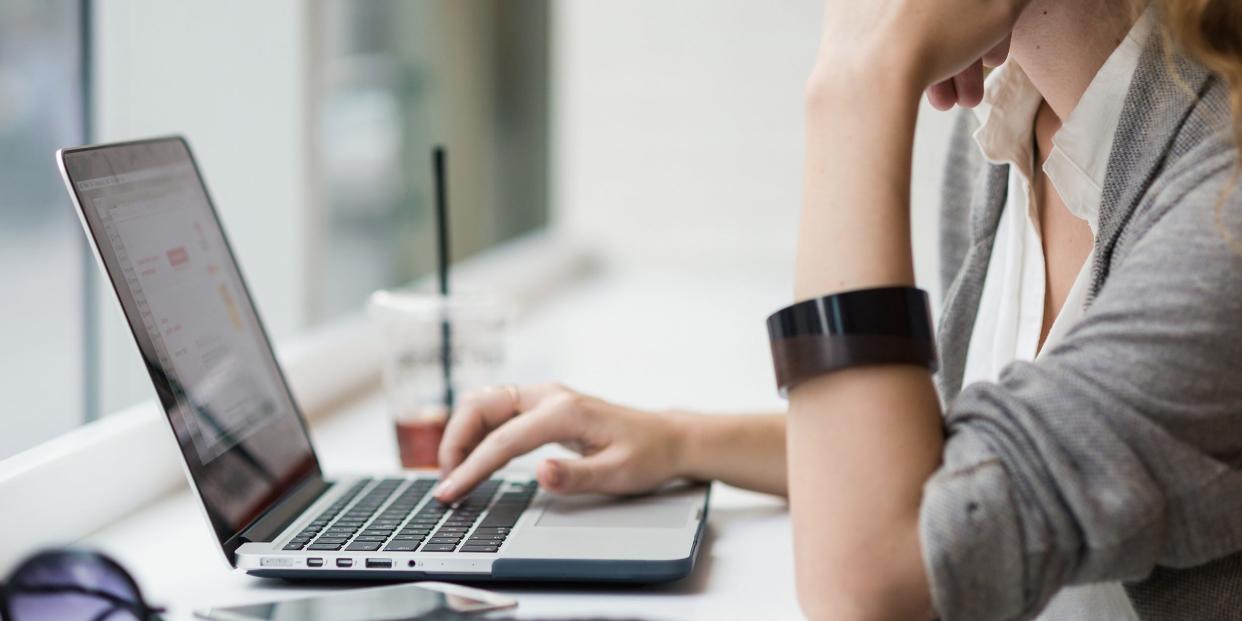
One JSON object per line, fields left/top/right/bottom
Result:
{"left": 494, "top": 383, "right": 521, "bottom": 414}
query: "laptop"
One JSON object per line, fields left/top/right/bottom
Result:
{"left": 56, "top": 136, "right": 710, "bottom": 582}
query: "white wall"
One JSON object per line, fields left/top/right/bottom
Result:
{"left": 551, "top": 0, "right": 955, "bottom": 296}
{"left": 92, "top": 0, "right": 317, "bottom": 414}
{"left": 86, "top": 0, "right": 960, "bottom": 414}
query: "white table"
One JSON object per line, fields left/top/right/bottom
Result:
{"left": 83, "top": 265, "right": 803, "bottom": 620}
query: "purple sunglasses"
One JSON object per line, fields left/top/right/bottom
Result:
{"left": 0, "top": 549, "right": 164, "bottom": 621}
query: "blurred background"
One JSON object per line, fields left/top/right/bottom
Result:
{"left": 0, "top": 0, "right": 953, "bottom": 461}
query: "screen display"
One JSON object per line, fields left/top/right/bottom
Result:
{"left": 198, "top": 583, "right": 512, "bottom": 621}
{"left": 61, "top": 138, "right": 319, "bottom": 546}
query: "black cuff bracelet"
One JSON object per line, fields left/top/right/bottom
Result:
{"left": 766, "top": 286, "right": 937, "bottom": 398}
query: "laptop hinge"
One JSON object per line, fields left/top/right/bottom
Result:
{"left": 237, "top": 476, "right": 333, "bottom": 545}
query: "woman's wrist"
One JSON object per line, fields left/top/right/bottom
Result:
{"left": 664, "top": 410, "right": 704, "bottom": 481}
{"left": 664, "top": 412, "right": 789, "bottom": 497}
{"left": 805, "top": 65, "right": 925, "bottom": 124}
{"left": 807, "top": 41, "right": 928, "bottom": 113}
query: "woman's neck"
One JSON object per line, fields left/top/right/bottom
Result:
{"left": 1010, "top": 0, "right": 1139, "bottom": 120}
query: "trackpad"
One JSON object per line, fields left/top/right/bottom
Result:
{"left": 534, "top": 495, "right": 692, "bottom": 528}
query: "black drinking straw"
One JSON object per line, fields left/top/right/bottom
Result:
{"left": 433, "top": 146, "right": 454, "bottom": 413}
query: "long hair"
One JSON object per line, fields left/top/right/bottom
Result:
{"left": 1157, "top": 0, "right": 1242, "bottom": 149}
{"left": 1151, "top": 0, "right": 1242, "bottom": 252}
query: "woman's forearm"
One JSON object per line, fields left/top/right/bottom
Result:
{"left": 672, "top": 412, "right": 788, "bottom": 497}
{"left": 787, "top": 65, "right": 942, "bottom": 620}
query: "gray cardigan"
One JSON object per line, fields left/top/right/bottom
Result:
{"left": 921, "top": 32, "right": 1242, "bottom": 621}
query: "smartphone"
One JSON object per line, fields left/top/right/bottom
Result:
{"left": 194, "top": 582, "right": 517, "bottom": 621}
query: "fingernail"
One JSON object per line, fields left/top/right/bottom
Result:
{"left": 433, "top": 478, "right": 457, "bottom": 500}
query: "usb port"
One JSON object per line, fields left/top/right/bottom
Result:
{"left": 307, "top": 558, "right": 324, "bottom": 568}
{"left": 336, "top": 558, "right": 353, "bottom": 568}
{"left": 366, "top": 558, "right": 393, "bottom": 569}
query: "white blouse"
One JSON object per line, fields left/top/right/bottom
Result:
{"left": 959, "top": 9, "right": 1154, "bottom": 621}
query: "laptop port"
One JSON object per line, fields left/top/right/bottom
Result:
{"left": 366, "top": 558, "right": 393, "bottom": 569}
{"left": 336, "top": 558, "right": 353, "bottom": 568}
{"left": 307, "top": 558, "right": 324, "bottom": 568}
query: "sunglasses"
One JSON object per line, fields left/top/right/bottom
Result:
{"left": 0, "top": 549, "right": 164, "bottom": 621}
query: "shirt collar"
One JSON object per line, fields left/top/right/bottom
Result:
{"left": 971, "top": 61, "right": 1041, "bottom": 177}
{"left": 971, "top": 6, "right": 1155, "bottom": 235}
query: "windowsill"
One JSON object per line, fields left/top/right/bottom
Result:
{"left": 0, "top": 230, "right": 594, "bottom": 570}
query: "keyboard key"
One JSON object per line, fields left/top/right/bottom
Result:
{"left": 295, "top": 479, "right": 450, "bottom": 556}
{"left": 467, "top": 534, "right": 506, "bottom": 541}
{"left": 460, "top": 545, "right": 500, "bottom": 553}
{"left": 479, "top": 517, "right": 518, "bottom": 528}
{"left": 384, "top": 542, "right": 420, "bottom": 552}
{"left": 421, "top": 544, "right": 457, "bottom": 552}
{"left": 283, "top": 542, "right": 307, "bottom": 550}
{"left": 428, "top": 537, "right": 462, "bottom": 545}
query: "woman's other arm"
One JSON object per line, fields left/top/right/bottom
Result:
{"left": 790, "top": 2, "right": 1026, "bottom": 619}
{"left": 433, "top": 383, "right": 789, "bottom": 501}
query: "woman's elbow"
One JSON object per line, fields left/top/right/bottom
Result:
{"left": 795, "top": 573, "right": 935, "bottom": 621}
{"left": 793, "top": 528, "right": 935, "bottom": 621}
{"left": 794, "top": 569, "right": 898, "bottom": 621}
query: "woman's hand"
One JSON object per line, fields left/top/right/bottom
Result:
{"left": 926, "top": 36, "right": 1012, "bottom": 110}
{"left": 432, "top": 383, "right": 687, "bottom": 503}
{"left": 810, "top": 0, "right": 1029, "bottom": 102}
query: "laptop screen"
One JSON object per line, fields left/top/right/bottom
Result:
{"left": 60, "top": 138, "right": 320, "bottom": 547}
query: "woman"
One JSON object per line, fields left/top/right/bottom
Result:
{"left": 431, "top": 0, "right": 1242, "bottom": 619}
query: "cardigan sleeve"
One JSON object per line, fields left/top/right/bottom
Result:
{"left": 919, "top": 152, "right": 1242, "bottom": 620}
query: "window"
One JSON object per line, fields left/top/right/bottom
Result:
{"left": 313, "top": 0, "right": 550, "bottom": 320}
{"left": 0, "top": 0, "right": 90, "bottom": 460}
{"left": 0, "top": 0, "right": 552, "bottom": 460}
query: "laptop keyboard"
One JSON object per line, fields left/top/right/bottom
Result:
{"left": 282, "top": 477, "right": 536, "bottom": 554}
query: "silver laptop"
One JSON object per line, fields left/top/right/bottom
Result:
{"left": 56, "top": 136, "right": 710, "bottom": 582}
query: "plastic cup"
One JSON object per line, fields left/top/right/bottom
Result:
{"left": 368, "top": 289, "right": 508, "bottom": 469}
